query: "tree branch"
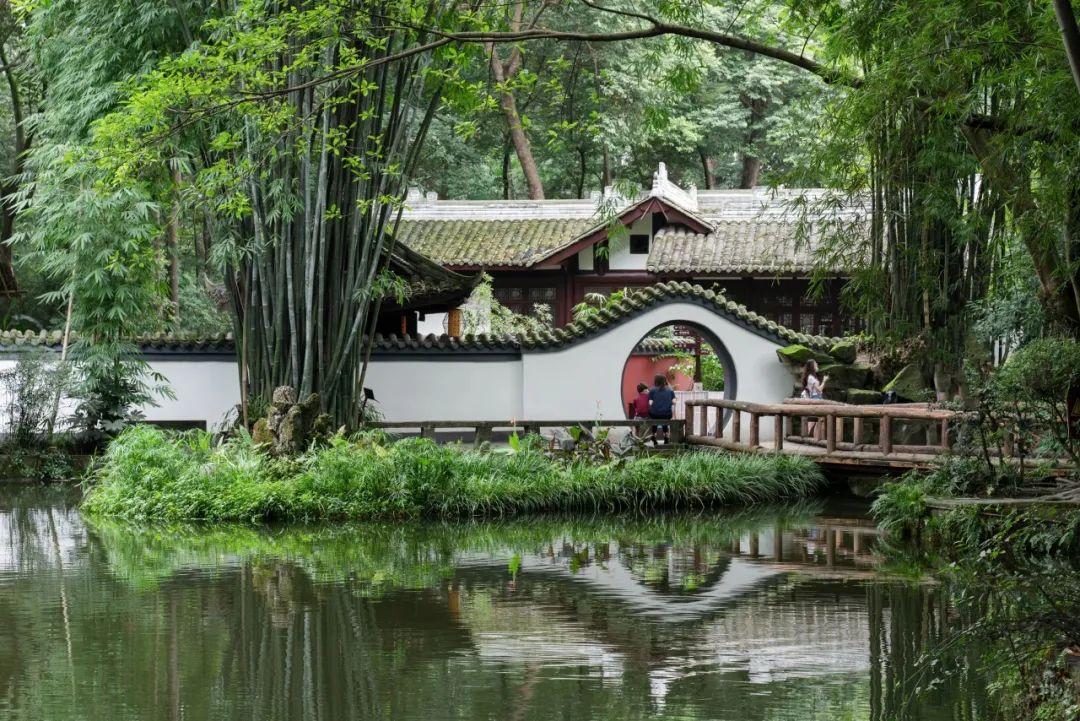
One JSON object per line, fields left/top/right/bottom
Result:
{"left": 1053, "top": 0, "right": 1080, "bottom": 96}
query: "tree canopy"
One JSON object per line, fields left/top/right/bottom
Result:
{"left": 1, "top": 0, "right": 1077, "bottom": 424}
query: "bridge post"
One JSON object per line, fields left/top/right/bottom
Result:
{"left": 713, "top": 408, "right": 724, "bottom": 439}
{"left": 474, "top": 424, "right": 493, "bottom": 448}
{"left": 880, "top": 415, "right": 893, "bottom": 454}
{"left": 826, "top": 413, "right": 837, "bottom": 453}
{"left": 698, "top": 405, "right": 708, "bottom": 438}
{"left": 940, "top": 418, "right": 951, "bottom": 451}
{"left": 835, "top": 416, "right": 845, "bottom": 445}
{"left": 748, "top": 413, "right": 760, "bottom": 447}
{"left": 685, "top": 404, "right": 695, "bottom": 437}
{"left": 670, "top": 420, "right": 685, "bottom": 445}
{"left": 420, "top": 424, "right": 435, "bottom": 440}
{"left": 773, "top": 415, "right": 784, "bottom": 450}
{"left": 731, "top": 410, "right": 741, "bottom": 443}
{"left": 852, "top": 417, "right": 863, "bottom": 447}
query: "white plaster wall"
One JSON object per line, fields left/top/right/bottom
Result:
{"left": 416, "top": 312, "right": 448, "bottom": 335}
{"left": 141, "top": 360, "right": 241, "bottom": 430}
{"left": 0, "top": 303, "right": 792, "bottom": 434}
{"left": 520, "top": 302, "right": 793, "bottom": 439}
{"left": 607, "top": 216, "right": 651, "bottom": 271}
{"left": 364, "top": 357, "right": 524, "bottom": 421}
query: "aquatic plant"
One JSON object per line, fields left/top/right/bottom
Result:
{"left": 82, "top": 426, "right": 826, "bottom": 522}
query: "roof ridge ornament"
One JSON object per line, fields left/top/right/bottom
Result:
{"left": 650, "top": 162, "right": 699, "bottom": 212}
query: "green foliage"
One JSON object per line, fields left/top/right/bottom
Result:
{"left": 88, "top": 504, "right": 822, "bottom": 593}
{"left": 82, "top": 425, "right": 825, "bottom": 522}
{"left": 0, "top": 347, "right": 72, "bottom": 446}
{"left": 462, "top": 275, "right": 552, "bottom": 334}
{"left": 572, "top": 288, "right": 633, "bottom": 323}
{"left": 672, "top": 347, "right": 725, "bottom": 391}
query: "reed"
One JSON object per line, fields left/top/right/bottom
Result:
{"left": 82, "top": 425, "right": 826, "bottom": 522}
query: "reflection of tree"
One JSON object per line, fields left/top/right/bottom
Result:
{"left": 0, "top": 492, "right": 983, "bottom": 721}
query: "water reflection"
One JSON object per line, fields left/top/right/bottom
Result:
{"left": 0, "top": 487, "right": 985, "bottom": 721}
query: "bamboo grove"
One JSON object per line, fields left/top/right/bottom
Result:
{"left": 216, "top": 6, "right": 447, "bottom": 425}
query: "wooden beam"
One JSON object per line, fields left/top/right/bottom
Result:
{"left": 774, "top": 415, "right": 784, "bottom": 450}
{"left": 852, "top": 417, "right": 863, "bottom": 446}
{"left": 940, "top": 418, "right": 951, "bottom": 451}
{"left": 880, "top": 415, "right": 892, "bottom": 455}
{"left": 731, "top": 410, "right": 741, "bottom": 442}
{"left": 749, "top": 413, "right": 760, "bottom": 447}
{"left": 826, "top": 413, "right": 836, "bottom": 454}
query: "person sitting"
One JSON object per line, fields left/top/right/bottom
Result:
{"left": 649, "top": 374, "right": 676, "bottom": 444}
{"left": 631, "top": 382, "right": 651, "bottom": 437}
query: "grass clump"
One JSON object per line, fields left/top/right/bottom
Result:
{"left": 82, "top": 425, "right": 826, "bottom": 523}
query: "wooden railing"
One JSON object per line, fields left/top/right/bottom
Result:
{"left": 368, "top": 419, "right": 686, "bottom": 447}
{"left": 683, "top": 398, "right": 956, "bottom": 459}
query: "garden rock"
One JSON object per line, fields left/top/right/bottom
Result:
{"left": 883, "top": 364, "right": 932, "bottom": 402}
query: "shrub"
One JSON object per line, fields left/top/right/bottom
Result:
{"left": 82, "top": 426, "right": 826, "bottom": 522}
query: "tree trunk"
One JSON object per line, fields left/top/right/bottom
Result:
{"left": 501, "top": 133, "right": 513, "bottom": 199}
{"left": 0, "top": 41, "right": 25, "bottom": 296}
{"left": 167, "top": 166, "right": 182, "bottom": 324}
{"left": 1053, "top": 0, "right": 1080, "bottom": 96}
{"left": 491, "top": 52, "right": 544, "bottom": 200}
{"left": 196, "top": 213, "right": 211, "bottom": 289}
{"left": 739, "top": 95, "right": 767, "bottom": 189}
{"left": 576, "top": 145, "right": 587, "bottom": 198}
{"left": 698, "top": 149, "right": 717, "bottom": 189}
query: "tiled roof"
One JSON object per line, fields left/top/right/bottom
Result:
{"left": 0, "top": 284, "right": 839, "bottom": 357}
{"left": 0, "top": 330, "right": 235, "bottom": 353}
{"left": 395, "top": 218, "right": 595, "bottom": 267}
{"left": 647, "top": 223, "right": 821, "bottom": 274}
{"left": 373, "top": 281, "right": 840, "bottom": 353}
{"left": 397, "top": 185, "right": 864, "bottom": 273}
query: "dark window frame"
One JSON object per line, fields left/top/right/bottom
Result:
{"left": 629, "top": 234, "right": 650, "bottom": 255}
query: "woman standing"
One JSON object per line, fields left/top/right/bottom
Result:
{"left": 801, "top": 360, "right": 829, "bottom": 440}
{"left": 802, "top": 360, "right": 829, "bottom": 399}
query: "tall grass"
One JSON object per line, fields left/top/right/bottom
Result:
{"left": 82, "top": 425, "right": 826, "bottom": 522}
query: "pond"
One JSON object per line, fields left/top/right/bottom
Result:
{"left": 0, "top": 486, "right": 988, "bottom": 721}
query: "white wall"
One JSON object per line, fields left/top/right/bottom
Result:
{"left": 142, "top": 359, "right": 240, "bottom": 430}
{"left": 1, "top": 300, "right": 795, "bottom": 435}
{"left": 364, "top": 357, "right": 524, "bottom": 421}
{"left": 520, "top": 302, "right": 793, "bottom": 438}
{"left": 607, "top": 216, "right": 651, "bottom": 271}
{"left": 416, "top": 312, "right": 448, "bottom": 336}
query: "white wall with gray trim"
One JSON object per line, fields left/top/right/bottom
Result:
{"left": 125, "top": 301, "right": 794, "bottom": 438}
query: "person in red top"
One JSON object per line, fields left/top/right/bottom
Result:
{"left": 631, "top": 382, "right": 651, "bottom": 438}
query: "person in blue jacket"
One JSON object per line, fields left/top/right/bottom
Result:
{"left": 649, "top": 373, "right": 676, "bottom": 444}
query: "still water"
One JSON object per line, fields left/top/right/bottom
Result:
{"left": 0, "top": 486, "right": 986, "bottom": 721}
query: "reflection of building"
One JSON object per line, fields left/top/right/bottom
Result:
{"left": 399, "top": 164, "right": 863, "bottom": 333}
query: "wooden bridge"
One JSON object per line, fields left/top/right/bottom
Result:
{"left": 370, "top": 398, "right": 1072, "bottom": 476}
{"left": 682, "top": 397, "right": 1072, "bottom": 475}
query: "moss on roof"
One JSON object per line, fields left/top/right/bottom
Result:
{"left": 396, "top": 218, "right": 595, "bottom": 267}
{"left": 648, "top": 223, "right": 827, "bottom": 274}
{"left": 373, "top": 281, "right": 840, "bottom": 353}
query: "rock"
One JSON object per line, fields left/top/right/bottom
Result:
{"left": 776, "top": 344, "right": 833, "bottom": 366}
{"left": 845, "top": 388, "right": 884, "bottom": 405}
{"left": 253, "top": 385, "right": 329, "bottom": 455}
{"left": 272, "top": 385, "right": 297, "bottom": 408}
{"left": 251, "top": 418, "right": 273, "bottom": 446}
{"left": 829, "top": 340, "right": 857, "bottom": 364}
{"left": 883, "top": 364, "right": 932, "bottom": 402}
{"left": 820, "top": 362, "right": 874, "bottom": 389}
